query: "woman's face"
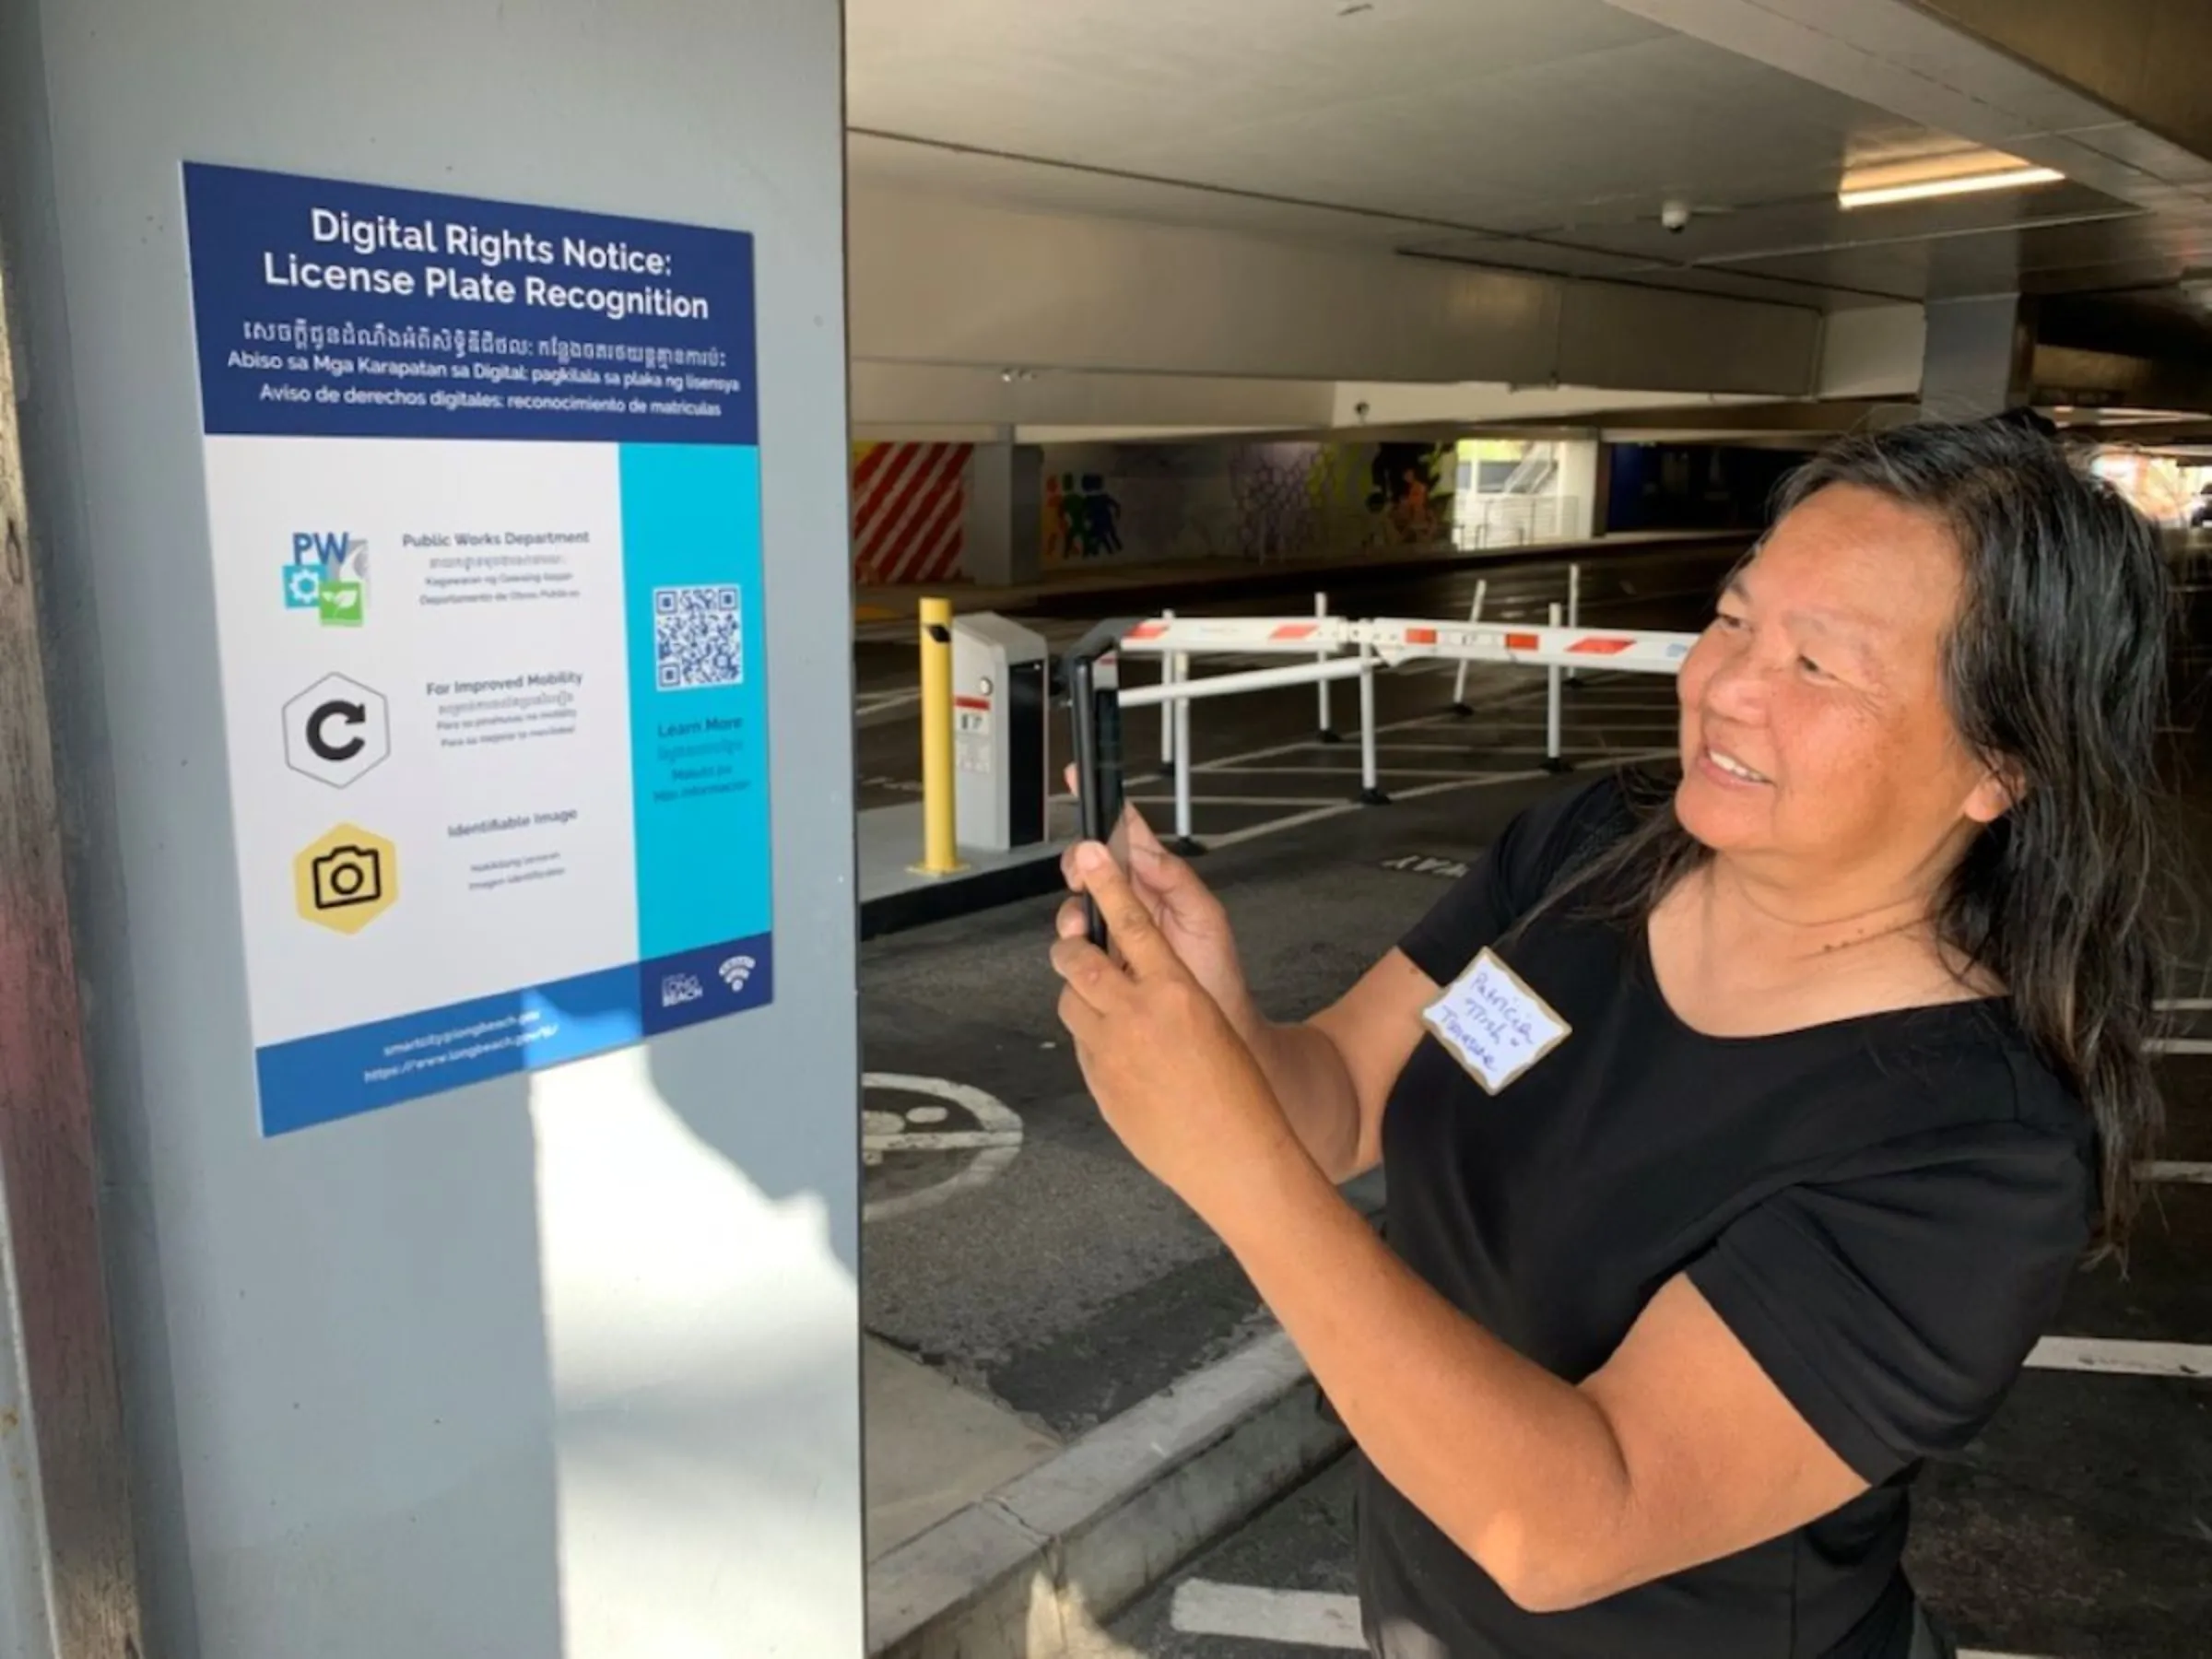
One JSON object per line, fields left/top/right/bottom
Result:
{"left": 1675, "top": 482, "right": 2012, "bottom": 888}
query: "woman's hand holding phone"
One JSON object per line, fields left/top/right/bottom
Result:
{"left": 1055, "top": 768, "right": 1256, "bottom": 1034}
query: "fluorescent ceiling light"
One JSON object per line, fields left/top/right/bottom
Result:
{"left": 1839, "top": 164, "right": 2063, "bottom": 209}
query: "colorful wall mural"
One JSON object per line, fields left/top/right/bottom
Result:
{"left": 1363, "top": 441, "right": 1454, "bottom": 545}
{"left": 1041, "top": 470, "right": 1126, "bottom": 563}
{"left": 1040, "top": 440, "right": 1454, "bottom": 569}
{"left": 847, "top": 437, "right": 1462, "bottom": 586}
{"left": 851, "top": 441, "right": 971, "bottom": 586}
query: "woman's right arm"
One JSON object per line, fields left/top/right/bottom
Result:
{"left": 1056, "top": 793, "right": 1444, "bottom": 1183}
{"left": 1070, "top": 772, "right": 1618, "bottom": 1184}
{"left": 1231, "top": 948, "right": 1439, "bottom": 1183}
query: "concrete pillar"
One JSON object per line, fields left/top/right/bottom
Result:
{"left": 961, "top": 439, "right": 1042, "bottom": 587}
{"left": 1920, "top": 294, "right": 2036, "bottom": 422}
{"left": 1011, "top": 443, "right": 1044, "bottom": 586}
{"left": 1555, "top": 435, "right": 1602, "bottom": 540}
{"left": 0, "top": 3, "right": 862, "bottom": 1657}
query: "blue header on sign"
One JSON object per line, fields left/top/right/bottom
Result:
{"left": 182, "top": 162, "right": 758, "bottom": 446}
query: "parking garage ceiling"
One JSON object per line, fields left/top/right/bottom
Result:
{"left": 844, "top": 0, "right": 2212, "bottom": 440}
{"left": 850, "top": 0, "right": 2212, "bottom": 312}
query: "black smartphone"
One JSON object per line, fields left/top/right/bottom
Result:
{"left": 1065, "top": 619, "right": 1141, "bottom": 950}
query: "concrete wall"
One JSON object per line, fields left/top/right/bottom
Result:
{"left": 1606, "top": 442, "right": 1802, "bottom": 533}
{"left": 850, "top": 182, "right": 1824, "bottom": 394}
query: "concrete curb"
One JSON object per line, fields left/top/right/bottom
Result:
{"left": 867, "top": 1331, "right": 1347, "bottom": 1658}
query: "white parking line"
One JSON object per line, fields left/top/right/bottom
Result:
{"left": 1127, "top": 794, "right": 1351, "bottom": 808}
{"left": 1194, "top": 753, "right": 1682, "bottom": 853}
{"left": 864, "top": 1128, "right": 1023, "bottom": 1153}
{"left": 2025, "top": 1336, "right": 2211, "bottom": 1379}
{"left": 1170, "top": 1581, "right": 2037, "bottom": 1657}
{"left": 1364, "top": 735, "right": 1677, "bottom": 753}
{"left": 1201, "top": 803, "right": 1390, "bottom": 852}
{"left": 1194, "top": 773, "right": 1520, "bottom": 853}
{"left": 1171, "top": 1581, "right": 1361, "bottom": 1650}
{"left": 1394, "top": 754, "right": 1681, "bottom": 798}
{"left": 1194, "top": 707, "right": 1493, "bottom": 771}
{"left": 1207, "top": 765, "right": 1560, "bottom": 779}
{"left": 1025, "top": 671, "right": 1676, "bottom": 865}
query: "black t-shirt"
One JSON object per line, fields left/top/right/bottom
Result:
{"left": 1358, "top": 774, "right": 2094, "bottom": 1659}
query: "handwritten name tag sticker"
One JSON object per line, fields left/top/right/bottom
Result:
{"left": 1422, "top": 947, "right": 1571, "bottom": 1096}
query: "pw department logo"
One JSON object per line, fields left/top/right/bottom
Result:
{"left": 283, "top": 531, "right": 369, "bottom": 627}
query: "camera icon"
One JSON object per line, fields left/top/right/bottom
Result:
{"left": 311, "top": 844, "right": 383, "bottom": 910}
{"left": 293, "top": 824, "right": 398, "bottom": 935}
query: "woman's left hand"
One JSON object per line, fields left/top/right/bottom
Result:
{"left": 1052, "top": 842, "right": 1300, "bottom": 1219}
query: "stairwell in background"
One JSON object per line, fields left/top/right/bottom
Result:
{"left": 1453, "top": 438, "right": 1583, "bottom": 549}
{"left": 853, "top": 441, "right": 973, "bottom": 585}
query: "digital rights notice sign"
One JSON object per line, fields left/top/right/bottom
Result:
{"left": 181, "top": 160, "right": 775, "bottom": 1135}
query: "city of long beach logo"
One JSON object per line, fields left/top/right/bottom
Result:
{"left": 283, "top": 531, "right": 368, "bottom": 627}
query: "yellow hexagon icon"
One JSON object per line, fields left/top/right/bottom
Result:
{"left": 293, "top": 824, "right": 399, "bottom": 935}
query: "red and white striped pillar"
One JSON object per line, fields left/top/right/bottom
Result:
{"left": 851, "top": 441, "right": 973, "bottom": 587}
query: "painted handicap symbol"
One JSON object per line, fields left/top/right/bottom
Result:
{"left": 862, "top": 1072, "right": 1024, "bottom": 1222}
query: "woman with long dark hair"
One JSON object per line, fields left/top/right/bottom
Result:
{"left": 1049, "top": 415, "right": 2172, "bottom": 1657}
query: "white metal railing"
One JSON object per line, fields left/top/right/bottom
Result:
{"left": 1453, "top": 494, "right": 1581, "bottom": 550}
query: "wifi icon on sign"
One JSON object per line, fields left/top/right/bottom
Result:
{"left": 717, "top": 955, "right": 757, "bottom": 993}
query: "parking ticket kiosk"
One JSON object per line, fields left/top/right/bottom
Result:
{"left": 951, "top": 613, "right": 1050, "bottom": 853}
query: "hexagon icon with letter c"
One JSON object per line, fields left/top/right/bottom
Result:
{"left": 293, "top": 824, "right": 399, "bottom": 935}
{"left": 284, "top": 673, "right": 390, "bottom": 788}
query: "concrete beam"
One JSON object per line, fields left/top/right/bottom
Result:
{"left": 850, "top": 360, "right": 1335, "bottom": 438}
{"left": 1818, "top": 306, "right": 1926, "bottom": 401}
{"left": 1576, "top": 399, "right": 1912, "bottom": 436}
{"left": 1607, "top": 0, "right": 2212, "bottom": 212}
{"left": 1905, "top": 1, "right": 2212, "bottom": 169}
{"left": 849, "top": 182, "right": 1823, "bottom": 395}
{"left": 1922, "top": 295, "right": 2037, "bottom": 420}
{"left": 1327, "top": 382, "right": 1777, "bottom": 429}
{"left": 2031, "top": 342, "right": 2212, "bottom": 413}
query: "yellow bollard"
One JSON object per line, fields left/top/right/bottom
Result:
{"left": 911, "top": 595, "right": 966, "bottom": 876}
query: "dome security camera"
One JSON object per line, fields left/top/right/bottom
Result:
{"left": 1660, "top": 200, "right": 1692, "bottom": 234}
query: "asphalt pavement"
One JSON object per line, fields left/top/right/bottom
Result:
{"left": 856, "top": 542, "right": 1734, "bottom": 1436}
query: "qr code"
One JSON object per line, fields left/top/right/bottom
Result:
{"left": 653, "top": 585, "right": 744, "bottom": 690}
